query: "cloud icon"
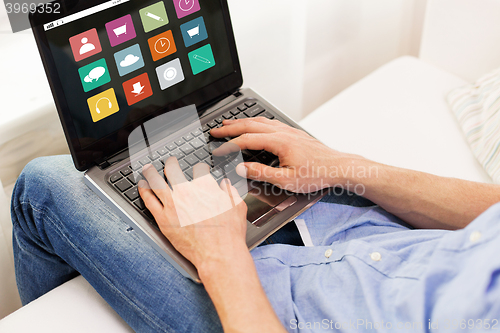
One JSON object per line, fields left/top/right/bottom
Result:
{"left": 120, "top": 54, "right": 140, "bottom": 67}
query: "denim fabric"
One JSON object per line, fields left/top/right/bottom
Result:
{"left": 12, "top": 156, "right": 500, "bottom": 332}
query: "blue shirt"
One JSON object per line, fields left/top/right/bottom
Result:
{"left": 251, "top": 201, "right": 500, "bottom": 332}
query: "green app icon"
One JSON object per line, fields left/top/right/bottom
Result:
{"left": 78, "top": 58, "right": 111, "bottom": 93}
{"left": 139, "top": 2, "right": 169, "bottom": 33}
{"left": 188, "top": 44, "right": 216, "bottom": 75}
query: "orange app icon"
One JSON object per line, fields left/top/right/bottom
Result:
{"left": 148, "top": 30, "right": 177, "bottom": 62}
{"left": 122, "top": 73, "right": 153, "bottom": 106}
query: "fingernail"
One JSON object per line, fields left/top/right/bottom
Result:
{"left": 223, "top": 119, "right": 234, "bottom": 124}
{"left": 235, "top": 163, "right": 247, "bottom": 177}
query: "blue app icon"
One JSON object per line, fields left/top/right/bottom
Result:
{"left": 180, "top": 16, "right": 208, "bottom": 48}
{"left": 113, "top": 44, "right": 145, "bottom": 77}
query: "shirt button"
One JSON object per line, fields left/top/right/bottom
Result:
{"left": 324, "top": 249, "right": 333, "bottom": 258}
{"left": 469, "top": 231, "right": 482, "bottom": 243}
{"left": 370, "top": 252, "right": 382, "bottom": 261}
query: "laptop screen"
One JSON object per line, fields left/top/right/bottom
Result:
{"left": 30, "top": 0, "right": 242, "bottom": 170}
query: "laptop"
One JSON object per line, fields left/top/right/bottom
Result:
{"left": 30, "top": 0, "right": 325, "bottom": 282}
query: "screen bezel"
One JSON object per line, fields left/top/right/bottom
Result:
{"left": 30, "top": 0, "right": 243, "bottom": 171}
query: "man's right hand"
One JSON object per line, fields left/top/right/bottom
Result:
{"left": 210, "top": 117, "right": 366, "bottom": 193}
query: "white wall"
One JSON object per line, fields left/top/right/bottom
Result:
{"left": 229, "top": 0, "right": 427, "bottom": 120}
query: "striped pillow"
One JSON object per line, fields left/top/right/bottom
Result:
{"left": 448, "top": 68, "right": 500, "bottom": 183}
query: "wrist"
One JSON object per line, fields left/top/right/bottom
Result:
{"left": 329, "top": 154, "right": 379, "bottom": 189}
{"left": 197, "top": 240, "right": 252, "bottom": 283}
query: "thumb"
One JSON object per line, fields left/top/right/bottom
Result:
{"left": 236, "top": 162, "right": 292, "bottom": 186}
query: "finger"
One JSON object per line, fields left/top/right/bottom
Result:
{"left": 236, "top": 162, "right": 292, "bottom": 187}
{"left": 141, "top": 164, "right": 172, "bottom": 204}
{"left": 220, "top": 179, "right": 244, "bottom": 207}
{"left": 210, "top": 118, "right": 277, "bottom": 138}
{"left": 138, "top": 180, "right": 164, "bottom": 216}
{"left": 163, "top": 157, "right": 188, "bottom": 186}
{"left": 193, "top": 162, "right": 211, "bottom": 179}
{"left": 228, "top": 133, "right": 284, "bottom": 155}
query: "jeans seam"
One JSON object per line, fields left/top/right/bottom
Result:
{"left": 21, "top": 201, "right": 175, "bottom": 333}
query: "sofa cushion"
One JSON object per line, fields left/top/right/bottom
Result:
{"left": 0, "top": 276, "right": 133, "bottom": 332}
{"left": 300, "top": 56, "right": 492, "bottom": 183}
{"left": 448, "top": 67, "right": 500, "bottom": 184}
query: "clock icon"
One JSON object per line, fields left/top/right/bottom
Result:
{"left": 154, "top": 37, "right": 171, "bottom": 54}
{"left": 179, "top": 0, "right": 195, "bottom": 12}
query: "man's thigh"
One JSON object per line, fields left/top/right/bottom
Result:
{"left": 12, "top": 155, "right": 222, "bottom": 333}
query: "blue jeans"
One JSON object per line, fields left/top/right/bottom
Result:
{"left": 11, "top": 156, "right": 375, "bottom": 332}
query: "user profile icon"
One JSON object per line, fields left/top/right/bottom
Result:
{"left": 69, "top": 28, "right": 102, "bottom": 62}
{"left": 156, "top": 58, "right": 184, "bottom": 90}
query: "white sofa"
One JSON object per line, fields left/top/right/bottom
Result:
{"left": 2, "top": 0, "right": 500, "bottom": 331}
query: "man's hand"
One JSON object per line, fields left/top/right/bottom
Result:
{"left": 138, "top": 158, "right": 287, "bottom": 333}
{"left": 211, "top": 117, "right": 365, "bottom": 193}
{"left": 138, "top": 159, "right": 247, "bottom": 269}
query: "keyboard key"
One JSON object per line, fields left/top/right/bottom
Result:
{"left": 244, "top": 105, "right": 265, "bottom": 117}
{"left": 261, "top": 111, "right": 275, "bottom": 120}
{"left": 226, "top": 170, "right": 243, "bottom": 184}
{"left": 157, "top": 148, "right": 169, "bottom": 156}
{"left": 237, "top": 104, "right": 248, "bottom": 111}
{"left": 170, "top": 150, "right": 184, "bottom": 160}
{"left": 190, "top": 138, "right": 205, "bottom": 150}
{"left": 191, "top": 129, "right": 202, "bottom": 137}
{"left": 207, "top": 121, "right": 218, "bottom": 128}
{"left": 211, "top": 167, "right": 224, "bottom": 179}
{"left": 183, "top": 134, "right": 194, "bottom": 141}
{"left": 185, "top": 168, "right": 194, "bottom": 179}
{"left": 180, "top": 144, "right": 194, "bottom": 155}
{"left": 160, "top": 154, "right": 171, "bottom": 164}
{"left": 166, "top": 143, "right": 177, "bottom": 151}
{"left": 120, "top": 167, "right": 133, "bottom": 177}
{"left": 174, "top": 139, "right": 185, "bottom": 146}
{"left": 185, "top": 154, "right": 199, "bottom": 166}
{"left": 222, "top": 111, "right": 233, "bottom": 119}
{"left": 245, "top": 101, "right": 257, "bottom": 108}
{"left": 130, "top": 161, "right": 142, "bottom": 171}
{"left": 215, "top": 116, "right": 224, "bottom": 124}
{"left": 152, "top": 160, "right": 164, "bottom": 171}
{"left": 194, "top": 149, "right": 209, "bottom": 161}
{"left": 148, "top": 152, "right": 160, "bottom": 161}
{"left": 110, "top": 172, "right": 123, "bottom": 183}
{"left": 128, "top": 174, "right": 141, "bottom": 185}
{"left": 134, "top": 198, "right": 146, "bottom": 210}
{"left": 235, "top": 113, "right": 247, "bottom": 119}
{"left": 202, "top": 124, "right": 211, "bottom": 132}
{"left": 115, "top": 179, "right": 132, "bottom": 192}
{"left": 230, "top": 108, "right": 240, "bottom": 116}
{"left": 256, "top": 152, "right": 274, "bottom": 165}
{"left": 139, "top": 157, "right": 151, "bottom": 166}
{"left": 178, "top": 159, "right": 189, "bottom": 171}
{"left": 125, "top": 187, "right": 140, "bottom": 201}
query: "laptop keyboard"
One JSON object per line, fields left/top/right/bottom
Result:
{"left": 107, "top": 99, "right": 279, "bottom": 225}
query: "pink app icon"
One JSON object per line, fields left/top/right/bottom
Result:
{"left": 172, "top": 0, "right": 201, "bottom": 19}
{"left": 69, "top": 28, "right": 102, "bottom": 62}
{"left": 105, "top": 15, "right": 137, "bottom": 47}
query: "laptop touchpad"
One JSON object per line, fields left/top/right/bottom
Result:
{"left": 243, "top": 181, "right": 297, "bottom": 227}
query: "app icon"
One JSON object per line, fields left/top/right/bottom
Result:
{"left": 180, "top": 16, "right": 208, "bottom": 48}
{"left": 122, "top": 73, "right": 153, "bottom": 106}
{"left": 148, "top": 30, "right": 177, "bottom": 62}
{"left": 155, "top": 58, "right": 185, "bottom": 90}
{"left": 188, "top": 44, "right": 215, "bottom": 75}
{"left": 78, "top": 58, "right": 111, "bottom": 92}
{"left": 113, "top": 44, "right": 145, "bottom": 77}
{"left": 69, "top": 28, "right": 102, "bottom": 62}
{"left": 87, "top": 88, "right": 120, "bottom": 122}
{"left": 105, "top": 15, "right": 136, "bottom": 47}
{"left": 139, "top": 2, "right": 169, "bottom": 33}
{"left": 172, "top": 0, "right": 200, "bottom": 19}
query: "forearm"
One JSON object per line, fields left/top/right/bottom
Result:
{"left": 198, "top": 243, "right": 286, "bottom": 333}
{"left": 343, "top": 159, "right": 500, "bottom": 230}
